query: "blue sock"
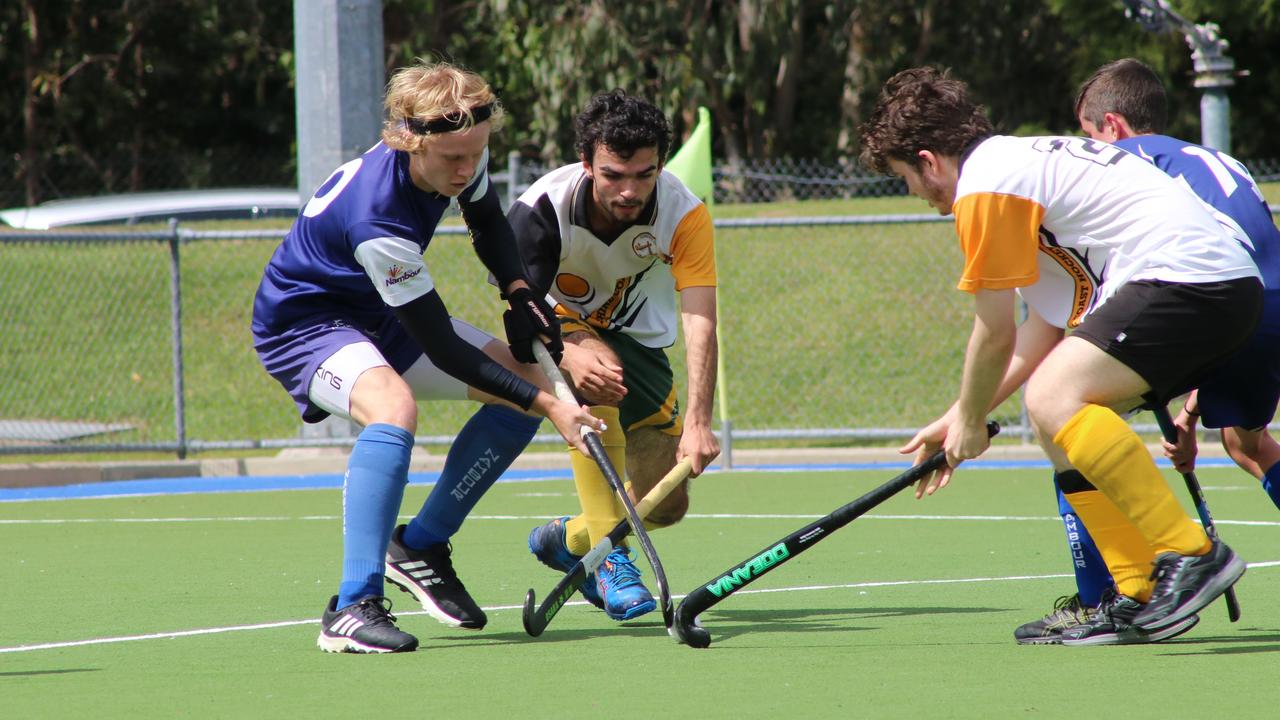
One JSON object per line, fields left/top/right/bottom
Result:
{"left": 402, "top": 405, "right": 541, "bottom": 550}
{"left": 1055, "top": 481, "right": 1112, "bottom": 608}
{"left": 1262, "top": 462, "right": 1280, "bottom": 511}
{"left": 336, "top": 423, "right": 414, "bottom": 608}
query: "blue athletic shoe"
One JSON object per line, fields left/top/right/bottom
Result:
{"left": 596, "top": 548, "right": 656, "bottom": 621}
{"left": 528, "top": 516, "right": 603, "bottom": 609}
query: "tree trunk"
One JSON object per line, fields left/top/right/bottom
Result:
{"left": 771, "top": 1, "right": 804, "bottom": 155}
{"left": 21, "top": 0, "right": 41, "bottom": 205}
{"left": 836, "top": 6, "right": 869, "bottom": 160}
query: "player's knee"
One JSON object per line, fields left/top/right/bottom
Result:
{"left": 646, "top": 493, "right": 689, "bottom": 528}
{"left": 350, "top": 371, "right": 418, "bottom": 432}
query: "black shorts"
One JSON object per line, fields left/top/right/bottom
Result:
{"left": 1071, "top": 278, "right": 1262, "bottom": 402}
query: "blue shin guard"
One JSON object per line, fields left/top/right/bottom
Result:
{"left": 1055, "top": 477, "right": 1112, "bottom": 608}
{"left": 1261, "top": 462, "right": 1280, "bottom": 511}
{"left": 337, "top": 423, "right": 414, "bottom": 608}
{"left": 401, "top": 405, "right": 541, "bottom": 550}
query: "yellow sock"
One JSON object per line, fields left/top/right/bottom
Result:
{"left": 1065, "top": 489, "right": 1156, "bottom": 601}
{"left": 1055, "top": 404, "right": 1209, "bottom": 556}
{"left": 564, "top": 516, "right": 593, "bottom": 556}
{"left": 565, "top": 406, "right": 626, "bottom": 550}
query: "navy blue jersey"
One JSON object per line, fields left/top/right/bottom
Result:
{"left": 252, "top": 142, "right": 490, "bottom": 334}
{"left": 1117, "top": 135, "right": 1280, "bottom": 326}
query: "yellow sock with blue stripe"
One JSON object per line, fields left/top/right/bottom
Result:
{"left": 1054, "top": 404, "right": 1209, "bottom": 556}
{"left": 1062, "top": 484, "right": 1156, "bottom": 602}
{"left": 564, "top": 406, "right": 626, "bottom": 554}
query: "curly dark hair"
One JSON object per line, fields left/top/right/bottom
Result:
{"left": 858, "top": 66, "right": 993, "bottom": 174}
{"left": 575, "top": 90, "right": 672, "bottom": 165}
{"left": 1075, "top": 58, "right": 1167, "bottom": 135}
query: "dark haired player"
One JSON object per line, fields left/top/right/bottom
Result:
{"left": 1009, "top": 58, "right": 1280, "bottom": 644}
{"left": 862, "top": 66, "right": 1260, "bottom": 644}
{"left": 510, "top": 90, "right": 720, "bottom": 621}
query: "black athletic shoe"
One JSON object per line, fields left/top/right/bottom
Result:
{"left": 1060, "top": 588, "right": 1199, "bottom": 646}
{"left": 1132, "top": 538, "right": 1245, "bottom": 632}
{"left": 317, "top": 595, "right": 418, "bottom": 654}
{"left": 1014, "top": 594, "right": 1094, "bottom": 645}
{"left": 385, "top": 525, "right": 487, "bottom": 630}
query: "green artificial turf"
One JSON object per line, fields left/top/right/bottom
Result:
{"left": 2, "top": 463, "right": 1276, "bottom": 718}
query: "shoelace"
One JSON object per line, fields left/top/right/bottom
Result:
{"left": 602, "top": 551, "right": 643, "bottom": 587}
{"left": 1147, "top": 553, "right": 1186, "bottom": 593}
{"left": 422, "top": 543, "right": 468, "bottom": 589}
{"left": 354, "top": 596, "right": 398, "bottom": 626}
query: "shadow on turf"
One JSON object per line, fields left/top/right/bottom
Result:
{"left": 418, "top": 605, "right": 1007, "bottom": 648}
{"left": 0, "top": 668, "right": 100, "bottom": 678}
{"left": 1156, "top": 630, "right": 1280, "bottom": 656}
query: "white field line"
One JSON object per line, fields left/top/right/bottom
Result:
{"left": 4, "top": 513, "right": 1280, "bottom": 527}
{"left": 4, "top": 562, "right": 1276, "bottom": 655}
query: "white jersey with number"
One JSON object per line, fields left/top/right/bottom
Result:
{"left": 952, "top": 135, "right": 1259, "bottom": 327}
{"left": 508, "top": 163, "right": 716, "bottom": 348}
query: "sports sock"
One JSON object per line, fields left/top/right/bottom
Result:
{"left": 564, "top": 406, "right": 626, "bottom": 553}
{"left": 402, "top": 405, "right": 541, "bottom": 550}
{"left": 1261, "top": 461, "right": 1280, "bottom": 511}
{"left": 1058, "top": 475, "right": 1155, "bottom": 602}
{"left": 1054, "top": 404, "right": 1210, "bottom": 557}
{"left": 337, "top": 423, "right": 413, "bottom": 608}
{"left": 1054, "top": 472, "right": 1112, "bottom": 607}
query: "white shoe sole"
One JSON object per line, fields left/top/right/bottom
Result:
{"left": 384, "top": 563, "right": 479, "bottom": 630}
{"left": 1061, "top": 614, "right": 1200, "bottom": 646}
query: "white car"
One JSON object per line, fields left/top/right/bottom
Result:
{"left": 0, "top": 188, "right": 300, "bottom": 229}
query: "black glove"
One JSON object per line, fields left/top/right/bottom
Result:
{"left": 504, "top": 286, "right": 563, "bottom": 364}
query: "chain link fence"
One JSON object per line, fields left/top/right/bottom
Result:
{"left": 3, "top": 161, "right": 1278, "bottom": 462}
{"left": 2, "top": 215, "right": 1021, "bottom": 461}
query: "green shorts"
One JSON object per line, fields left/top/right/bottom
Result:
{"left": 561, "top": 317, "right": 682, "bottom": 436}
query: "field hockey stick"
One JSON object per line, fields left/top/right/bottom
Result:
{"left": 674, "top": 421, "right": 1000, "bottom": 648}
{"left": 532, "top": 340, "right": 677, "bottom": 632}
{"left": 1150, "top": 404, "right": 1241, "bottom": 622}
{"left": 523, "top": 459, "right": 694, "bottom": 636}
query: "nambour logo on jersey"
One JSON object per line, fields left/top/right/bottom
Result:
{"left": 704, "top": 542, "right": 790, "bottom": 598}
{"left": 631, "top": 232, "right": 672, "bottom": 263}
{"left": 385, "top": 263, "right": 423, "bottom": 287}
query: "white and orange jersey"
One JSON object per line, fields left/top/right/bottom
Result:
{"left": 508, "top": 163, "right": 716, "bottom": 348}
{"left": 953, "top": 135, "right": 1259, "bottom": 325}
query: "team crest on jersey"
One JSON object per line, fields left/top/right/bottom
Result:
{"left": 631, "top": 232, "right": 670, "bottom": 263}
{"left": 556, "top": 273, "right": 596, "bottom": 304}
{"left": 384, "top": 263, "right": 422, "bottom": 287}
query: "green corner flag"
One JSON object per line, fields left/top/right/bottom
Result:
{"left": 665, "top": 106, "right": 713, "bottom": 206}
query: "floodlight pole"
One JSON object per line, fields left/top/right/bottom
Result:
{"left": 1123, "top": 0, "right": 1236, "bottom": 152}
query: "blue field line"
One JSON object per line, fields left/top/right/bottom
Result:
{"left": 0, "top": 456, "right": 1238, "bottom": 502}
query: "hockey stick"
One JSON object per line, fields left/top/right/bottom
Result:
{"left": 532, "top": 341, "right": 677, "bottom": 632}
{"left": 1150, "top": 404, "right": 1241, "bottom": 622}
{"left": 674, "top": 421, "right": 1000, "bottom": 648}
{"left": 523, "top": 459, "right": 694, "bottom": 636}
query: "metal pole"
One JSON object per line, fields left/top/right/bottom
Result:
{"left": 168, "top": 219, "right": 187, "bottom": 459}
{"left": 1123, "top": 0, "right": 1235, "bottom": 152}
{"left": 507, "top": 150, "right": 520, "bottom": 210}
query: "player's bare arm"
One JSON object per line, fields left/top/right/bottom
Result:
{"left": 908, "top": 289, "right": 1016, "bottom": 497}
{"left": 904, "top": 303, "right": 1054, "bottom": 497}
{"left": 1163, "top": 389, "right": 1202, "bottom": 473}
{"left": 678, "top": 285, "right": 720, "bottom": 475}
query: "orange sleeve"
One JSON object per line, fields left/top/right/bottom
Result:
{"left": 952, "top": 192, "right": 1044, "bottom": 293}
{"left": 670, "top": 203, "right": 717, "bottom": 289}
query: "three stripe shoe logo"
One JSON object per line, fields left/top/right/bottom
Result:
{"left": 330, "top": 614, "right": 364, "bottom": 637}
{"left": 400, "top": 560, "right": 442, "bottom": 586}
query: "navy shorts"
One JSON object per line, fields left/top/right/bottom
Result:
{"left": 253, "top": 313, "right": 421, "bottom": 422}
{"left": 1197, "top": 328, "right": 1280, "bottom": 430}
